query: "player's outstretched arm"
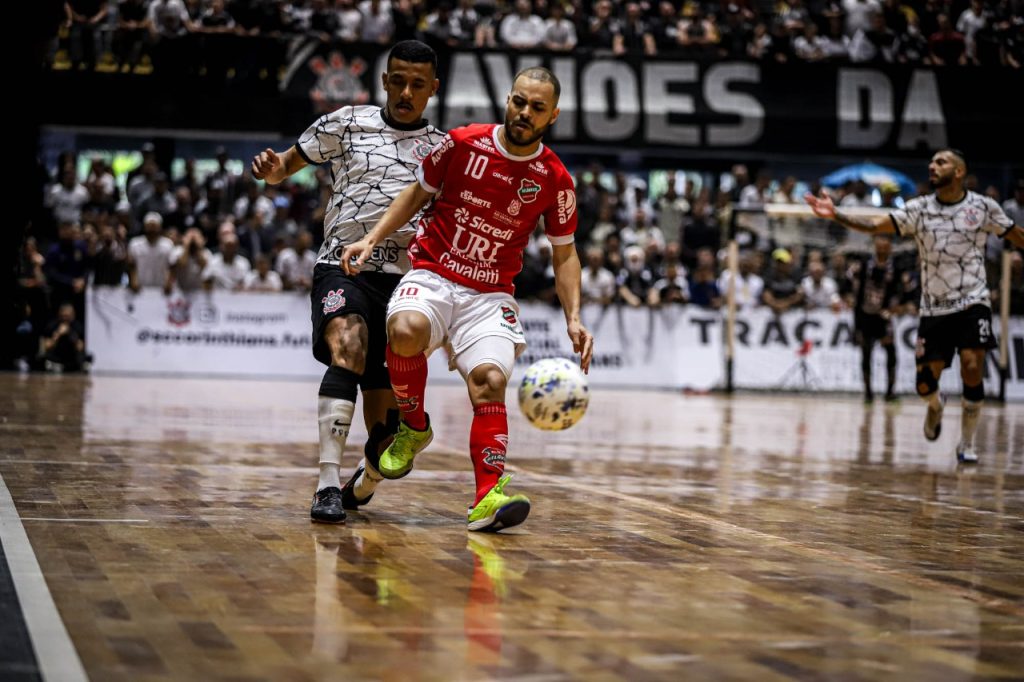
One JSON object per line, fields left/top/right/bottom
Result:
{"left": 803, "top": 191, "right": 896, "bottom": 235}
{"left": 340, "top": 181, "right": 435, "bottom": 275}
{"left": 252, "top": 146, "right": 307, "bottom": 185}
{"left": 552, "top": 242, "right": 594, "bottom": 374}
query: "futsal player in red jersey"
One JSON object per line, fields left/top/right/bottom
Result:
{"left": 342, "top": 66, "right": 593, "bottom": 532}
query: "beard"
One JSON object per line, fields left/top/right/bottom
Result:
{"left": 504, "top": 113, "right": 549, "bottom": 146}
{"left": 929, "top": 174, "right": 952, "bottom": 189}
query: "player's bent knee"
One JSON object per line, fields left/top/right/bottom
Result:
{"left": 467, "top": 364, "right": 508, "bottom": 403}
{"left": 915, "top": 364, "right": 938, "bottom": 397}
{"left": 387, "top": 312, "right": 431, "bottom": 356}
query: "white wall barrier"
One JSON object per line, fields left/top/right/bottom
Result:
{"left": 86, "top": 287, "right": 1024, "bottom": 400}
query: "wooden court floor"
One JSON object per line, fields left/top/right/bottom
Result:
{"left": 1, "top": 373, "right": 1023, "bottom": 681}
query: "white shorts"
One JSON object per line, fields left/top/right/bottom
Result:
{"left": 386, "top": 269, "right": 526, "bottom": 374}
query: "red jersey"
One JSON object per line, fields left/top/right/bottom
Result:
{"left": 411, "top": 123, "right": 577, "bottom": 294}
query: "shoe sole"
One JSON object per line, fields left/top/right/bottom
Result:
{"left": 310, "top": 514, "right": 346, "bottom": 524}
{"left": 379, "top": 432, "right": 433, "bottom": 480}
{"left": 468, "top": 500, "right": 531, "bottom": 533}
{"left": 956, "top": 453, "right": 979, "bottom": 464}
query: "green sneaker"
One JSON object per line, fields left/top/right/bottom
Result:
{"left": 467, "top": 474, "right": 530, "bottom": 533}
{"left": 377, "top": 416, "right": 432, "bottom": 479}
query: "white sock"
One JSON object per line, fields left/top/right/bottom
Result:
{"left": 353, "top": 457, "right": 383, "bottom": 499}
{"left": 960, "top": 400, "right": 982, "bottom": 449}
{"left": 317, "top": 397, "right": 355, "bottom": 491}
{"left": 922, "top": 390, "right": 942, "bottom": 409}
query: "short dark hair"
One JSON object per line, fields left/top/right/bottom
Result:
{"left": 936, "top": 148, "right": 967, "bottom": 169}
{"left": 387, "top": 40, "right": 437, "bottom": 75}
{"left": 513, "top": 66, "right": 561, "bottom": 102}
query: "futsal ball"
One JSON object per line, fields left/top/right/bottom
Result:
{"left": 518, "top": 358, "right": 589, "bottom": 431}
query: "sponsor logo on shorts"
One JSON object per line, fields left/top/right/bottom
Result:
{"left": 501, "top": 305, "right": 517, "bottom": 324}
{"left": 322, "top": 288, "right": 346, "bottom": 314}
{"left": 557, "top": 189, "right": 577, "bottom": 225}
{"left": 518, "top": 178, "right": 541, "bottom": 204}
{"left": 481, "top": 447, "right": 506, "bottom": 472}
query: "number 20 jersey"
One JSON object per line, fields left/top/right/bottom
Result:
{"left": 411, "top": 123, "right": 577, "bottom": 294}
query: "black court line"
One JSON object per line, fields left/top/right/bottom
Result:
{"left": 0, "top": 539, "right": 42, "bottom": 682}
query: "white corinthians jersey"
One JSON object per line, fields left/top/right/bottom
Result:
{"left": 890, "top": 191, "right": 1014, "bottom": 317}
{"left": 297, "top": 106, "right": 445, "bottom": 274}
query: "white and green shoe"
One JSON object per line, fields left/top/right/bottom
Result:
{"left": 377, "top": 416, "right": 432, "bottom": 479}
{"left": 468, "top": 474, "right": 530, "bottom": 533}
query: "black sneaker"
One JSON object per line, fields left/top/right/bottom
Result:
{"left": 340, "top": 463, "right": 373, "bottom": 510}
{"left": 310, "top": 487, "right": 346, "bottom": 523}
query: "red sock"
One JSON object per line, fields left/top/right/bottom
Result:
{"left": 470, "top": 402, "right": 508, "bottom": 505}
{"left": 387, "top": 348, "right": 428, "bottom": 431}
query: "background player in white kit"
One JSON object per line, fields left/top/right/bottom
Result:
{"left": 343, "top": 67, "right": 594, "bottom": 532}
{"left": 251, "top": 41, "right": 445, "bottom": 523}
{"left": 806, "top": 149, "right": 1024, "bottom": 463}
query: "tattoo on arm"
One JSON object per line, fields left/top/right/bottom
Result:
{"left": 834, "top": 211, "right": 879, "bottom": 234}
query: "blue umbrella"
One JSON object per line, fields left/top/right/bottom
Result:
{"left": 821, "top": 162, "right": 916, "bottom": 196}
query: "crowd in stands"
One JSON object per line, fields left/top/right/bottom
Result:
{"left": 18, "top": 141, "right": 1024, "bottom": 373}
{"left": 56, "top": 0, "right": 1024, "bottom": 74}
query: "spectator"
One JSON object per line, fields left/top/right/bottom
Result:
{"left": 359, "top": 0, "right": 394, "bottom": 44}
{"left": 849, "top": 11, "right": 899, "bottom": 63}
{"left": 794, "top": 21, "right": 829, "bottom": 61}
{"left": 169, "top": 228, "right": 211, "bottom": 293}
{"left": 46, "top": 167, "right": 90, "bottom": 225}
{"left": 844, "top": 0, "right": 882, "bottom": 36}
{"left": 67, "top": 0, "right": 109, "bottom": 69}
{"left": 650, "top": 260, "right": 689, "bottom": 306}
{"left": 718, "top": 3, "right": 754, "bottom": 57}
{"left": 128, "top": 212, "right": 175, "bottom": 292}
{"left": 617, "top": 245, "right": 654, "bottom": 307}
{"left": 621, "top": 2, "right": 656, "bottom": 55}
{"left": 233, "top": 180, "right": 274, "bottom": 223}
{"left": 650, "top": 1, "right": 681, "bottom": 54}
{"left": 422, "top": 2, "right": 461, "bottom": 48}
{"left": 275, "top": 230, "right": 316, "bottom": 291}
{"left": 687, "top": 248, "right": 722, "bottom": 309}
{"left": 242, "top": 254, "right": 284, "bottom": 292}
{"left": 45, "top": 221, "right": 90, "bottom": 314}
{"left": 137, "top": 172, "right": 178, "bottom": 223}
{"left": 801, "top": 259, "right": 841, "bottom": 310}
{"left": 677, "top": 6, "right": 720, "bottom": 57}
{"left": 500, "top": 0, "right": 546, "bottom": 49}
{"left": 581, "top": 246, "right": 616, "bottom": 304}
{"left": 452, "top": 0, "right": 480, "bottom": 45}
{"left": 115, "top": 0, "right": 151, "bottom": 70}
{"left": 203, "top": 233, "right": 251, "bottom": 290}
{"left": 718, "top": 251, "right": 764, "bottom": 310}
{"left": 957, "top": 0, "right": 990, "bottom": 64}
{"left": 585, "top": 0, "right": 623, "bottom": 53}
{"left": 43, "top": 304, "right": 87, "bottom": 373}
{"left": 91, "top": 222, "right": 129, "bottom": 286}
{"left": 762, "top": 248, "right": 805, "bottom": 314}
{"left": 543, "top": 2, "right": 577, "bottom": 51}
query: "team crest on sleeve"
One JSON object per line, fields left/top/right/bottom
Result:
{"left": 500, "top": 305, "right": 517, "bottom": 324}
{"left": 518, "top": 178, "right": 541, "bottom": 203}
{"left": 322, "top": 288, "right": 346, "bottom": 314}
{"left": 557, "top": 189, "right": 577, "bottom": 224}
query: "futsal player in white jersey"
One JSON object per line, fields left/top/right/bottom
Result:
{"left": 251, "top": 41, "right": 445, "bottom": 523}
{"left": 806, "top": 149, "right": 1024, "bottom": 463}
{"left": 343, "top": 67, "right": 594, "bottom": 532}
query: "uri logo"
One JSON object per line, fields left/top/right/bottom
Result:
{"left": 308, "top": 53, "right": 369, "bottom": 114}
